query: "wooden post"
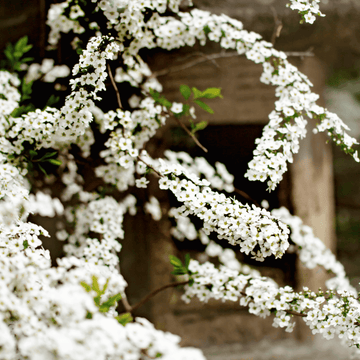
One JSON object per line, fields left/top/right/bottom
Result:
{"left": 290, "top": 56, "right": 336, "bottom": 340}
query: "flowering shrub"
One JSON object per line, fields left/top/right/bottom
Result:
{"left": 1, "top": 0, "right": 360, "bottom": 359}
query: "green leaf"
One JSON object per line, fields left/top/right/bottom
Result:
{"left": 44, "top": 159, "right": 62, "bottom": 166}
{"left": 169, "top": 255, "right": 183, "bottom": 267}
{"left": 22, "top": 44, "right": 33, "bottom": 54}
{"left": 29, "top": 149, "right": 38, "bottom": 159}
{"left": 200, "top": 87, "right": 223, "bottom": 99}
{"left": 45, "top": 94, "right": 60, "bottom": 108}
{"left": 192, "top": 87, "right": 203, "bottom": 99}
{"left": 39, "top": 151, "right": 58, "bottom": 160}
{"left": 179, "top": 85, "right": 191, "bottom": 100}
{"left": 171, "top": 268, "right": 187, "bottom": 276}
{"left": 86, "top": 311, "right": 93, "bottom": 319}
{"left": 23, "top": 240, "right": 29, "bottom": 250}
{"left": 99, "top": 293, "right": 122, "bottom": 311}
{"left": 91, "top": 275, "right": 100, "bottom": 293}
{"left": 38, "top": 164, "right": 48, "bottom": 177}
{"left": 150, "top": 89, "right": 172, "bottom": 108}
{"left": 194, "top": 100, "right": 214, "bottom": 114}
{"left": 116, "top": 312, "right": 133, "bottom": 326}
{"left": 21, "top": 57, "right": 34, "bottom": 63}
{"left": 81, "top": 281, "right": 92, "bottom": 292}
{"left": 14, "top": 36, "right": 28, "bottom": 52}
{"left": 10, "top": 104, "right": 35, "bottom": 117}
{"left": 203, "top": 25, "right": 211, "bottom": 35}
{"left": 191, "top": 120, "right": 208, "bottom": 134}
{"left": 13, "top": 52, "right": 23, "bottom": 60}
{"left": 4, "top": 49, "right": 14, "bottom": 61}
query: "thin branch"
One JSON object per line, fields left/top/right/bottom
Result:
{"left": 175, "top": 117, "right": 208, "bottom": 153}
{"left": 285, "top": 47, "right": 314, "bottom": 58}
{"left": 121, "top": 295, "right": 133, "bottom": 313}
{"left": 151, "top": 51, "right": 240, "bottom": 78}
{"left": 270, "top": 6, "right": 283, "bottom": 45}
{"left": 137, "top": 155, "right": 162, "bottom": 177}
{"left": 152, "top": 48, "right": 313, "bottom": 79}
{"left": 107, "top": 63, "right": 123, "bottom": 109}
{"left": 130, "top": 280, "right": 189, "bottom": 313}
{"left": 234, "top": 188, "right": 261, "bottom": 207}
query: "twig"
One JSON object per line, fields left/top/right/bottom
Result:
{"left": 234, "top": 188, "right": 261, "bottom": 207}
{"left": 270, "top": 6, "right": 283, "bottom": 45}
{"left": 130, "top": 280, "right": 189, "bottom": 313}
{"left": 175, "top": 51, "right": 221, "bottom": 68}
{"left": 151, "top": 51, "right": 240, "bottom": 78}
{"left": 107, "top": 63, "right": 123, "bottom": 109}
{"left": 137, "top": 155, "right": 162, "bottom": 177}
{"left": 285, "top": 48, "right": 314, "bottom": 58}
{"left": 121, "top": 295, "right": 133, "bottom": 313}
{"left": 152, "top": 49, "right": 313, "bottom": 79}
{"left": 175, "top": 117, "right": 208, "bottom": 153}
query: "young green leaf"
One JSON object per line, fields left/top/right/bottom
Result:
{"left": 116, "top": 312, "right": 133, "bottom": 326}
{"left": 192, "top": 87, "right": 203, "bottom": 99}
{"left": 99, "top": 293, "right": 122, "bottom": 311}
{"left": 81, "top": 281, "right": 92, "bottom": 292}
{"left": 14, "top": 36, "right": 28, "bottom": 52}
{"left": 179, "top": 84, "right": 191, "bottom": 100}
{"left": 45, "top": 159, "right": 62, "bottom": 166}
{"left": 39, "top": 151, "right": 58, "bottom": 160}
{"left": 200, "top": 87, "right": 223, "bottom": 99}
{"left": 169, "top": 255, "right": 183, "bottom": 267}
{"left": 191, "top": 121, "right": 208, "bottom": 134}
{"left": 194, "top": 100, "right": 214, "bottom": 114}
{"left": 38, "top": 164, "right": 48, "bottom": 177}
{"left": 91, "top": 275, "right": 100, "bottom": 293}
{"left": 170, "top": 268, "right": 187, "bottom": 276}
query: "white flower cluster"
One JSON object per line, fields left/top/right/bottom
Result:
{"left": 25, "top": 58, "right": 70, "bottom": 83}
{"left": 28, "top": 191, "right": 64, "bottom": 217}
{"left": 0, "top": 0, "right": 358, "bottom": 358}
{"left": 287, "top": 0, "right": 325, "bottom": 24}
{"left": 272, "top": 207, "right": 357, "bottom": 295}
{"left": 0, "top": 70, "right": 20, "bottom": 117}
{"left": 0, "top": 246, "right": 203, "bottom": 360}
{"left": 61, "top": 194, "right": 138, "bottom": 269}
{"left": 44, "top": 0, "right": 358, "bottom": 194}
{"left": 204, "top": 239, "right": 261, "bottom": 274}
{"left": 164, "top": 150, "right": 235, "bottom": 192}
{"left": 183, "top": 259, "right": 360, "bottom": 352}
{"left": 158, "top": 162, "right": 290, "bottom": 261}
{"left": 47, "top": 1, "right": 85, "bottom": 46}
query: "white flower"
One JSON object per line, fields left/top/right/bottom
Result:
{"left": 135, "top": 177, "right": 149, "bottom": 188}
{"left": 171, "top": 102, "right": 183, "bottom": 114}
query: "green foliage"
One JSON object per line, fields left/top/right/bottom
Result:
{"left": 3, "top": 36, "right": 33, "bottom": 72}
{"left": 149, "top": 88, "right": 172, "bottom": 108}
{"left": 10, "top": 104, "right": 36, "bottom": 118}
{"left": 169, "top": 254, "right": 191, "bottom": 276}
{"left": 179, "top": 84, "right": 191, "bottom": 100}
{"left": 115, "top": 312, "right": 133, "bottom": 326}
{"left": 193, "top": 99, "right": 214, "bottom": 114}
{"left": 193, "top": 87, "right": 222, "bottom": 99}
{"left": 81, "top": 275, "right": 123, "bottom": 315}
{"left": 190, "top": 120, "right": 208, "bottom": 134}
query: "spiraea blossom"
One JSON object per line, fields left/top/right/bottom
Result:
{"left": 287, "top": 0, "right": 325, "bottom": 24}
{"left": 1, "top": 0, "right": 360, "bottom": 359}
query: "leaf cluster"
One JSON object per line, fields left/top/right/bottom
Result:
{"left": 169, "top": 254, "right": 191, "bottom": 276}
{"left": 2, "top": 36, "right": 33, "bottom": 72}
{"left": 26, "top": 149, "right": 62, "bottom": 177}
{"left": 81, "top": 276, "right": 125, "bottom": 318}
